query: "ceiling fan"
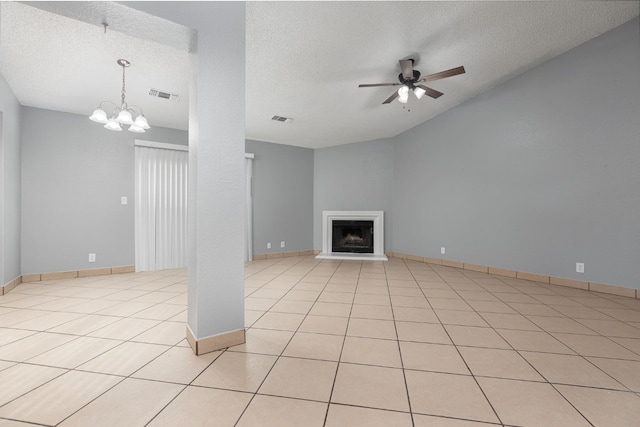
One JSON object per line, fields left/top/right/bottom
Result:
{"left": 359, "top": 59, "right": 465, "bottom": 104}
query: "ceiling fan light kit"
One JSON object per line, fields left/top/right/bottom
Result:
{"left": 89, "top": 59, "right": 150, "bottom": 132}
{"left": 359, "top": 59, "right": 466, "bottom": 105}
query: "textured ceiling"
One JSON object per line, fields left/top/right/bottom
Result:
{"left": 1, "top": 1, "right": 638, "bottom": 148}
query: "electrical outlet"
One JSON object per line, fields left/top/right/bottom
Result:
{"left": 281, "top": 241, "right": 285, "bottom": 248}
{"left": 88, "top": 253, "right": 96, "bottom": 262}
{"left": 267, "top": 242, "right": 271, "bottom": 249}
{"left": 440, "top": 247, "right": 446, "bottom": 255}
{"left": 120, "top": 196, "right": 128, "bottom": 205}
{"left": 576, "top": 262, "right": 585, "bottom": 273}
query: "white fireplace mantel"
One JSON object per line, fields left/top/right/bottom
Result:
{"left": 316, "top": 210, "right": 388, "bottom": 261}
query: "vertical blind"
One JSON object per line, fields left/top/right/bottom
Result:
{"left": 135, "top": 145, "right": 188, "bottom": 272}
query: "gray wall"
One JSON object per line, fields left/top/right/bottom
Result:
{"left": 0, "top": 72, "right": 22, "bottom": 285}
{"left": 392, "top": 17, "right": 640, "bottom": 288}
{"left": 246, "top": 139, "right": 314, "bottom": 255}
{"left": 21, "top": 107, "right": 187, "bottom": 274}
{"left": 313, "top": 138, "right": 394, "bottom": 251}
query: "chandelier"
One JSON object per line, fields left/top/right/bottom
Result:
{"left": 89, "top": 59, "right": 150, "bottom": 133}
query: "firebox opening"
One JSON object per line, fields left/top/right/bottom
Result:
{"left": 332, "top": 220, "right": 374, "bottom": 254}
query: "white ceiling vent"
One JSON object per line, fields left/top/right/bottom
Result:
{"left": 149, "top": 88, "right": 182, "bottom": 102}
{"left": 272, "top": 115, "right": 293, "bottom": 123}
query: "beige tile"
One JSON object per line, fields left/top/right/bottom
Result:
{"left": 497, "top": 329, "right": 575, "bottom": 354}
{"left": 259, "top": 357, "right": 337, "bottom": 401}
{"left": 507, "top": 302, "right": 562, "bottom": 316}
{"left": 552, "top": 333, "right": 640, "bottom": 359}
{"left": 59, "top": 378, "right": 183, "bottom": 427}
{"left": 148, "top": 386, "right": 251, "bottom": 427}
{"left": 347, "top": 318, "right": 397, "bottom": 340}
{"left": 27, "top": 336, "right": 121, "bottom": 369}
{"left": 298, "top": 315, "right": 349, "bottom": 335}
{"left": 466, "top": 300, "right": 516, "bottom": 314}
{"left": 325, "top": 404, "right": 413, "bottom": 427}
{"left": 0, "top": 360, "right": 15, "bottom": 372}
{"left": 251, "top": 312, "right": 305, "bottom": 331}
{"left": 309, "top": 302, "right": 352, "bottom": 317}
{"left": 414, "top": 414, "right": 500, "bottom": 426}
{"left": 0, "top": 328, "right": 37, "bottom": 346}
{"left": 487, "top": 267, "right": 517, "bottom": 278}
{"left": 350, "top": 303, "right": 393, "bottom": 320}
{"left": 556, "top": 384, "right": 640, "bottom": 427}
{"left": 458, "top": 347, "right": 544, "bottom": 381}
{"left": 479, "top": 312, "right": 541, "bottom": 331}
{"left": 95, "top": 300, "right": 155, "bottom": 316}
{"left": 400, "top": 341, "right": 469, "bottom": 374}
{"left": 516, "top": 271, "right": 550, "bottom": 283}
{"left": 435, "top": 310, "right": 488, "bottom": 327}
{"left": 331, "top": 363, "right": 409, "bottom": 411}
{"left": 283, "top": 332, "right": 344, "bottom": 361}
{"left": 131, "top": 321, "right": 186, "bottom": 345}
{"left": 341, "top": 336, "right": 401, "bottom": 368}
{"left": 88, "top": 317, "right": 161, "bottom": 340}
{"left": 526, "top": 315, "right": 598, "bottom": 335}
{"left": 396, "top": 321, "right": 452, "bottom": 344}
{"left": 610, "top": 337, "right": 640, "bottom": 355}
{"left": 270, "top": 299, "right": 314, "bottom": 314}
{"left": 587, "top": 357, "right": 640, "bottom": 392}
{"left": 0, "top": 371, "right": 121, "bottom": 425}
{"left": 236, "top": 394, "right": 327, "bottom": 427}
{"left": 131, "top": 291, "right": 181, "bottom": 304}
{"left": 406, "top": 370, "right": 498, "bottom": 423}
{"left": 129, "top": 303, "right": 186, "bottom": 321}
{"left": 0, "top": 332, "right": 77, "bottom": 362}
{"left": 445, "top": 325, "right": 510, "bottom": 349}
{"left": 390, "top": 295, "right": 429, "bottom": 308}
{"left": 429, "top": 298, "right": 472, "bottom": 310}
{"left": 48, "top": 314, "right": 120, "bottom": 335}
{"left": 61, "top": 299, "right": 121, "bottom": 314}
{"left": 0, "top": 364, "right": 66, "bottom": 406}
{"left": 193, "top": 351, "right": 276, "bottom": 392}
{"left": 11, "top": 311, "right": 86, "bottom": 331}
{"left": 478, "top": 377, "right": 590, "bottom": 427}
{"left": 229, "top": 328, "right": 294, "bottom": 355}
{"left": 317, "top": 291, "right": 354, "bottom": 304}
{"left": 520, "top": 351, "right": 624, "bottom": 389}
{"left": 78, "top": 341, "right": 169, "bottom": 376}
{"left": 133, "top": 347, "right": 220, "bottom": 384}
{"left": 576, "top": 318, "right": 640, "bottom": 338}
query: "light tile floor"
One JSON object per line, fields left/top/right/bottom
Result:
{"left": 1, "top": 256, "right": 640, "bottom": 426}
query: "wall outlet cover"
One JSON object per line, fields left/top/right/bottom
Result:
{"left": 281, "top": 241, "right": 285, "bottom": 248}
{"left": 267, "top": 242, "right": 271, "bottom": 249}
{"left": 576, "top": 262, "right": 585, "bottom": 273}
{"left": 88, "top": 253, "right": 96, "bottom": 262}
{"left": 440, "top": 247, "right": 446, "bottom": 255}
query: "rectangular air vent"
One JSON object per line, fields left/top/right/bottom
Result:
{"left": 149, "top": 88, "right": 182, "bottom": 102}
{"left": 271, "top": 115, "right": 293, "bottom": 123}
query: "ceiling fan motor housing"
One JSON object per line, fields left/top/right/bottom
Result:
{"left": 398, "top": 70, "right": 421, "bottom": 88}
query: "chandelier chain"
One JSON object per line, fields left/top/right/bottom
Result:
{"left": 121, "top": 64, "right": 126, "bottom": 107}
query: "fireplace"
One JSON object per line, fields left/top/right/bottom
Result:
{"left": 317, "top": 211, "right": 387, "bottom": 261}
{"left": 332, "top": 220, "right": 374, "bottom": 253}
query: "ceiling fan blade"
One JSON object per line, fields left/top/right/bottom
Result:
{"left": 421, "top": 66, "right": 466, "bottom": 83}
{"left": 399, "top": 59, "right": 414, "bottom": 80}
{"left": 382, "top": 91, "right": 399, "bottom": 104}
{"left": 416, "top": 84, "right": 443, "bottom": 99}
{"left": 358, "top": 83, "right": 401, "bottom": 88}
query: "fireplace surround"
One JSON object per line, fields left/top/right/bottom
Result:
{"left": 316, "top": 211, "right": 387, "bottom": 261}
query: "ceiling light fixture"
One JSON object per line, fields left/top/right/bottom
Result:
{"left": 89, "top": 59, "right": 150, "bottom": 133}
{"left": 397, "top": 85, "right": 409, "bottom": 104}
{"left": 413, "top": 86, "right": 426, "bottom": 100}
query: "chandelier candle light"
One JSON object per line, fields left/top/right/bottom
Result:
{"left": 89, "top": 59, "right": 150, "bottom": 133}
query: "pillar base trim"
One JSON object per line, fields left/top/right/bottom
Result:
{"left": 186, "top": 326, "right": 246, "bottom": 356}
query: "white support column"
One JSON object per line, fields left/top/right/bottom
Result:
{"left": 129, "top": 2, "right": 246, "bottom": 354}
